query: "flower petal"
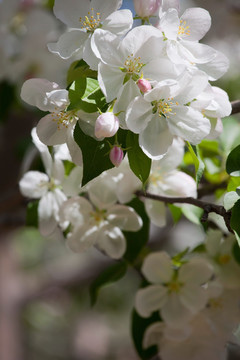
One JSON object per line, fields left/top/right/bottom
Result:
{"left": 102, "top": 9, "right": 133, "bottom": 36}
{"left": 19, "top": 171, "right": 49, "bottom": 198}
{"left": 180, "top": 7, "right": 211, "bottom": 41}
{"left": 48, "top": 30, "right": 88, "bottom": 59}
{"left": 97, "top": 225, "right": 126, "bottom": 259}
{"left": 144, "top": 199, "right": 167, "bottom": 227}
{"left": 107, "top": 205, "right": 143, "bottom": 231}
{"left": 161, "top": 293, "right": 194, "bottom": 327}
{"left": 179, "top": 284, "right": 208, "bottom": 313}
{"left": 179, "top": 258, "right": 213, "bottom": 285}
{"left": 53, "top": 0, "right": 90, "bottom": 28}
{"left": 139, "top": 114, "right": 174, "bottom": 159}
{"left": 135, "top": 285, "right": 168, "bottom": 318}
{"left": 36, "top": 114, "right": 68, "bottom": 145}
{"left": 126, "top": 96, "right": 153, "bottom": 134}
{"left": 142, "top": 252, "right": 173, "bottom": 284}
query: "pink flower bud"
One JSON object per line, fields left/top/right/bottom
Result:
{"left": 95, "top": 113, "right": 119, "bottom": 139}
{"left": 137, "top": 79, "right": 152, "bottom": 93}
{"left": 133, "top": 0, "right": 162, "bottom": 18}
{"left": 110, "top": 146, "right": 124, "bottom": 167}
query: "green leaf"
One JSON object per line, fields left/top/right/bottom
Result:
{"left": 181, "top": 204, "right": 204, "bottom": 225}
{"left": 26, "top": 200, "right": 39, "bottom": 228}
{"left": 68, "top": 77, "right": 107, "bottom": 113}
{"left": 74, "top": 123, "right": 127, "bottom": 186}
{"left": 227, "top": 177, "right": 240, "bottom": 192}
{"left": 67, "top": 59, "right": 97, "bottom": 86}
{"left": 220, "top": 117, "right": 240, "bottom": 154}
{"left": 199, "top": 139, "right": 219, "bottom": 157}
{"left": 90, "top": 261, "right": 128, "bottom": 306}
{"left": 123, "top": 197, "right": 150, "bottom": 264}
{"left": 186, "top": 142, "right": 205, "bottom": 186}
{"left": 232, "top": 241, "right": 240, "bottom": 265}
{"left": 230, "top": 199, "right": 240, "bottom": 245}
{"left": 131, "top": 309, "right": 160, "bottom": 360}
{"left": 226, "top": 145, "right": 240, "bottom": 177}
{"left": 168, "top": 204, "right": 182, "bottom": 224}
{"left": 126, "top": 132, "right": 151, "bottom": 186}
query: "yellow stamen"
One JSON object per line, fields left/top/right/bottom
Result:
{"left": 178, "top": 19, "right": 190, "bottom": 36}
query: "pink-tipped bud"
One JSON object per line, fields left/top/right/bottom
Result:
{"left": 137, "top": 79, "right": 152, "bottom": 93}
{"left": 110, "top": 146, "right": 124, "bottom": 167}
{"left": 95, "top": 112, "right": 119, "bottom": 139}
{"left": 133, "top": 0, "right": 162, "bottom": 18}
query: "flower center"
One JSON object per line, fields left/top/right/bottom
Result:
{"left": 217, "top": 254, "right": 231, "bottom": 265}
{"left": 155, "top": 98, "right": 179, "bottom": 118}
{"left": 208, "top": 298, "right": 223, "bottom": 309}
{"left": 90, "top": 209, "right": 107, "bottom": 225}
{"left": 79, "top": 8, "right": 101, "bottom": 32}
{"left": 167, "top": 281, "right": 182, "bottom": 293}
{"left": 124, "top": 54, "right": 143, "bottom": 74}
{"left": 51, "top": 108, "right": 78, "bottom": 130}
{"left": 178, "top": 20, "right": 190, "bottom": 37}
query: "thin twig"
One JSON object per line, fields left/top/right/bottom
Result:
{"left": 135, "top": 191, "right": 233, "bottom": 233}
{"left": 231, "top": 100, "right": 240, "bottom": 115}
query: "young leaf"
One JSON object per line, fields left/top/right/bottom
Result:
{"left": 186, "top": 142, "right": 205, "bottom": 186}
{"left": 168, "top": 204, "right": 182, "bottom": 224}
{"left": 226, "top": 144, "right": 240, "bottom": 177}
{"left": 90, "top": 260, "right": 128, "bottom": 306}
{"left": 74, "top": 123, "right": 127, "bottom": 186}
{"left": 123, "top": 197, "right": 150, "bottom": 264}
{"left": 232, "top": 241, "right": 240, "bottom": 265}
{"left": 26, "top": 200, "right": 39, "bottom": 228}
{"left": 67, "top": 59, "right": 97, "bottom": 86}
{"left": 126, "top": 132, "right": 151, "bottom": 186}
{"left": 230, "top": 199, "right": 240, "bottom": 245}
{"left": 131, "top": 309, "right": 160, "bottom": 360}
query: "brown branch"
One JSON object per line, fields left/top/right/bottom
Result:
{"left": 135, "top": 191, "right": 233, "bottom": 233}
{"left": 231, "top": 100, "right": 240, "bottom": 115}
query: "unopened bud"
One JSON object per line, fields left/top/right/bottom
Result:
{"left": 95, "top": 113, "right": 119, "bottom": 139}
{"left": 110, "top": 146, "right": 124, "bottom": 167}
{"left": 133, "top": 0, "right": 161, "bottom": 18}
{"left": 137, "top": 79, "right": 151, "bottom": 93}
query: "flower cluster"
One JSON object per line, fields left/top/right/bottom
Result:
{"left": 18, "top": 0, "right": 240, "bottom": 359}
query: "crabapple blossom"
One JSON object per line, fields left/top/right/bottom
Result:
{"left": 59, "top": 183, "right": 142, "bottom": 259}
{"left": 204, "top": 230, "right": 240, "bottom": 289}
{"left": 20, "top": 78, "right": 83, "bottom": 165}
{"left": 48, "top": 0, "right": 133, "bottom": 70}
{"left": 144, "top": 138, "right": 197, "bottom": 226}
{"left": 109, "top": 146, "right": 124, "bottom": 167}
{"left": 135, "top": 251, "right": 213, "bottom": 327}
{"left": 157, "top": 6, "right": 229, "bottom": 80}
{"left": 94, "top": 112, "right": 120, "bottom": 139}
{"left": 91, "top": 26, "right": 167, "bottom": 102}
{"left": 19, "top": 128, "right": 82, "bottom": 237}
{"left": 133, "top": 0, "right": 161, "bottom": 19}
{"left": 126, "top": 72, "right": 211, "bottom": 158}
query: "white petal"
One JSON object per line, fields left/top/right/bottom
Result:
{"left": 48, "top": 30, "right": 88, "bottom": 59}
{"left": 139, "top": 114, "right": 174, "bottom": 159}
{"left": 62, "top": 166, "right": 83, "bottom": 197}
{"left": 135, "top": 285, "right": 168, "bottom": 318}
{"left": 161, "top": 293, "right": 194, "bottom": 327}
{"left": 180, "top": 8, "right": 211, "bottom": 41}
{"left": 38, "top": 193, "right": 58, "bottom": 237}
{"left": 152, "top": 137, "right": 184, "bottom": 172}
{"left": 92, "top": 29, "right": 122, "bottom": 65}
{"left": 59, "top": 196, "right": 92, "bottom": 228}
{"left": 67, "top": 224, "right": 98, "bottom": 252}
{"left": 179, "top": 284, "right": 208, "bottom": 313}
{"left": 126, "top": 96, "right": 153, "bottom": 134}
{"left": 167, "top": 106, "right": 211, "bottom": 144}
{"left": 142, "top": 252, "right": 173, "bottom": 284}
{"left": 88, "top": 178, "right": 118, "bottom": 209}
{"left": 31, "top": 128, "right": 53, "bottom": 177}
{"left": 21, "top": 78, "right": 60, "bottom": 111}
{"left": 92, "top": 0, "right": 122, "bottom": 20}
{"left": 144, "top": 199, "right": 167, "bottom": 227}
{"left": 159, "top": 8, "right": 179, "bottom": 40}
{"left": 83, "top": 36, "right": 99, "bottom": 70}
{"left": 198, "top": 50, "right": 229, "bottom": 80}
{"left": 53, "top": 0, "right": 90, "bottom": 28}
{"left": 179, "top": 258, "right": 213, "bottom": 285}
{"left": 97, "top": 226, "right": 126, "bottom": 259}
{"left": 205, "top": 229, "right": 222, "bottom": 257}
{"left": 143, "top": 322, "right": 164, "bottom": 349}
{"left": 36, "top": 114, "right": 68, "bottom": 145}
{"left": 98, "top": 62, "right": 124, "bottom": 102}
{"left": 107, "top": 205, "right": 143, "bottom": 231}
{"left": 66, "top": 128, "right": 83, "bottom": 166}
{"left": 114, "top": 79, "right": 141, "bottom": 129}
{"left": 102, "top": 9, "right": 133, "bottom": 36}
{"left": 19, "top": 171, "right": 49, "bottom": 198}
{"left": 178, "top": 40, "right": 217, "bottom": 64}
